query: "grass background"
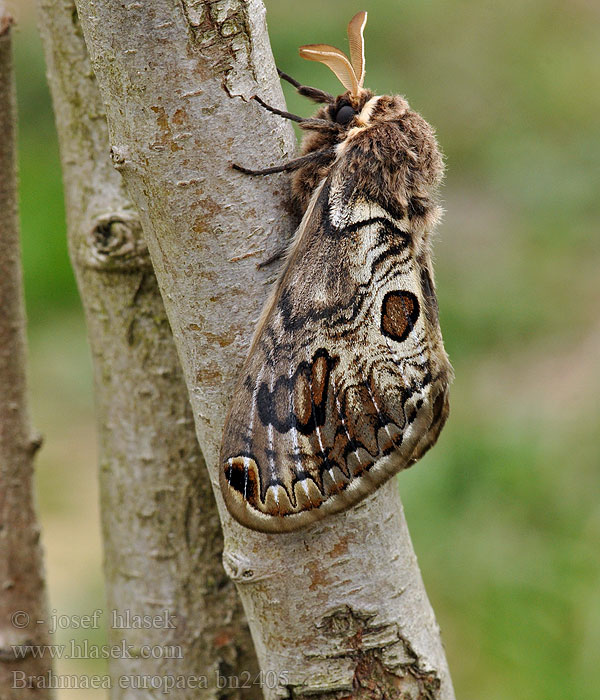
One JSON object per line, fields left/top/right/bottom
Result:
{"left": 9, "top": 0, "right": 600, "bottom": 697}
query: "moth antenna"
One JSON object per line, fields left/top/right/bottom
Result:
{"left": 347, "top": 11, "right": 367, "bottom": 88}
{"left": 299, "top": 44, "right": 359, "bottom": 96}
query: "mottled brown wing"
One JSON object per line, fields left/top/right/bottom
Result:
{"left": 220, "top": 171, "right": 451, "bottom": 533}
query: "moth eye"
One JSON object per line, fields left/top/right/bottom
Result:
{"left": 335, "top": 105, "right": 356, "bottom": 125}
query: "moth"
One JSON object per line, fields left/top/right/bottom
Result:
{"left": 220, "top": 11, "right": 452, "bottom": 533}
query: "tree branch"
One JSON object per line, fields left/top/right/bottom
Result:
{"left": 36, "top": 1, "right": 259, "bottom": 695}
{"left": 72, "top": 0, "right": 455, "bottom": 696}
{"left": 0, "top": 4, "right": 53, "bottom": 697}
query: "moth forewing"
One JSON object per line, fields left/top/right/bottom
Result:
{"left": 220, "top": 12, "right": 451, "bottom": 533}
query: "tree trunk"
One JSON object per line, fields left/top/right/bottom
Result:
{"left": 0, "top": 4, "right": 54, "bottom": 698}
{"left": 72, "top": 0, "right": 456, "bottom": 697}
{"left": 36, "top": 1, "right": 259, "bottom": 697}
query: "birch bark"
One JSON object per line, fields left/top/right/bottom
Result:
{"left": 0, "top": 5, "right": 53, "bottom": 698}
{"left": 72, "top": 0, "right": 456, "bottom": 696}
{"left": 36, "top": 1, "right": 259, "bottom": 697}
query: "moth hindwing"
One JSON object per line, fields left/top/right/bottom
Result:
{"left": 221, "top": 11, "right": 452, "bottom": 533}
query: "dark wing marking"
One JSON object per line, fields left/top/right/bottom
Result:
{"left": 220, "top": 166, "right": 450, "bottom": 533}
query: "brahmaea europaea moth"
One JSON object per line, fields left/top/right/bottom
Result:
{"left": 220, "top": 11, "right": 453, "bottom": 533}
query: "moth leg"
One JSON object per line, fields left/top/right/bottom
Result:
{"left": 277, "top": 68, "right": 334, "bottom": 104}
{"left": 232, "top": 148, "right": 333, "bottom": 177}
{"left": 252, "top": 96, "right": 335, "bottom": 131}
{"left": 257, "top": 245, "right": 289, "bottom": 269}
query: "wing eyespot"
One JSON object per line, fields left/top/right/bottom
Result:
{"left": 380, "top": 291, "right": 420, "bottom": 342}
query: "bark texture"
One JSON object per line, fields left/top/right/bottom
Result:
{"left": 72, "top": 0, "right": 456, "bottom": 697}
{"left": 36, "top": 1, "right": 259, "bottom": 697}
{"left": 0, "top": 5, "right": 54, "bottom": 698}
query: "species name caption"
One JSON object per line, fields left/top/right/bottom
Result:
{"left": 12, "top": 671, "right": 290, "bottom": 692}
{"left": 221, "top": 11, "right": 452, "bottom": 532}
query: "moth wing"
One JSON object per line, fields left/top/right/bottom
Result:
{"left": 220, "top": 174, "right": 450, "bottom": 533}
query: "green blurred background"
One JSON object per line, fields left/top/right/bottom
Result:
{"left": 10, "top": 0, "right": 600, "bottom": 697}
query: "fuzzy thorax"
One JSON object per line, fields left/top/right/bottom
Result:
{"left": 291, "top": 91, "right": 444, "bottom": 228}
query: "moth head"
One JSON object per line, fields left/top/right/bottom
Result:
{"left": 299, "top": 12, "right": 406, "bottom": 131}
{"left": 300, "top": 11, "right": 376, "bottom": 128}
